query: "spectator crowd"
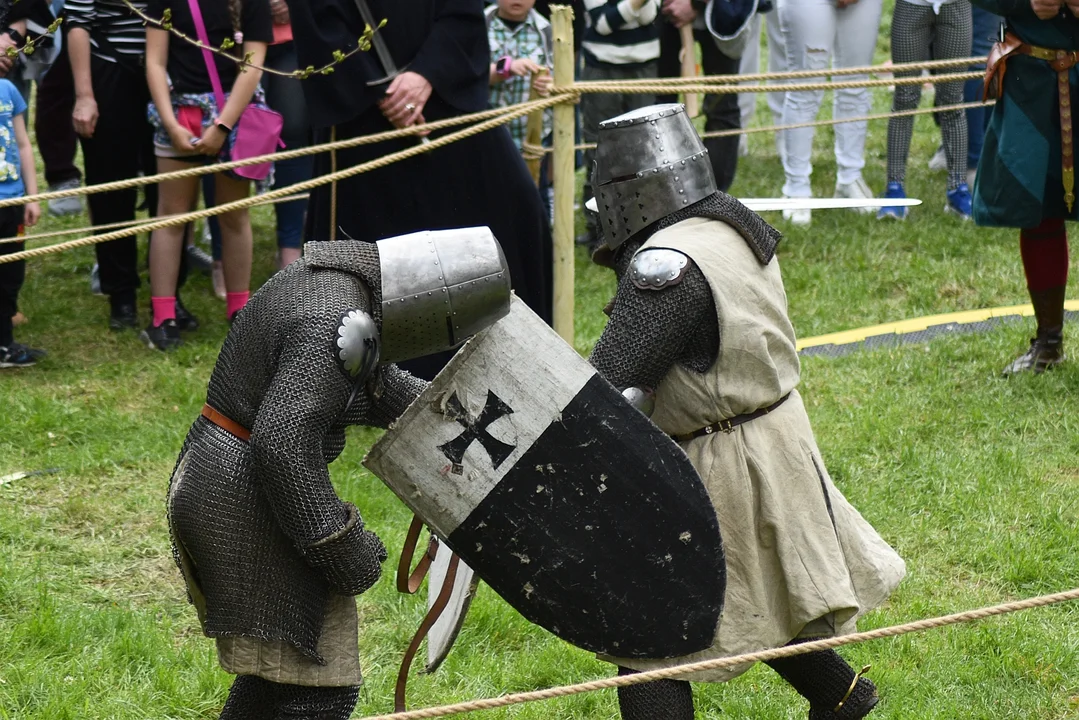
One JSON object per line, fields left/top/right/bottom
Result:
{"left": 0, "top": 0, "right": 995, "bottom": 368}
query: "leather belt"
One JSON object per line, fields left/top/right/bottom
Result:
{"left": 200, "top": 404, "right": 251, "bottom": 442}
{"left": 670, "top": 393, "right": 790, "bottom": 443}
{"left": 1015, "top": 38, "right": 1079, "bottom": 213}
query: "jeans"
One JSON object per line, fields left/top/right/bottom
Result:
{"left": 263, "top": 42, "right": 312, "bottom": 250}
{"left": 777, "top": 0, "right": 883, "bottom": 196}
{"left": 738, "top": 11, "right": 787, "bottom": 144}
{"left": 965, "top": 6, "right": 1001, "bottom": 169}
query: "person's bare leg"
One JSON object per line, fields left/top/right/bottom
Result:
{"left": 148, "top": 159, "right": 200, "bottom": 299}
{"left": 214, "top": 172, "right": 253, "bottom": 319}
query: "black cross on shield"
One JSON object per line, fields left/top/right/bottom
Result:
{"left": 438, "top": 391, "right": 516, "bottom": 470}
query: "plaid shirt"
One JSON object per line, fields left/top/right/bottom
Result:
{"left": 485, "top": 5, "right": 553, "bottom": 149}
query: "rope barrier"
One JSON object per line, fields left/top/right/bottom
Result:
{"left": 356, "top": 586, "right": 1079, "bottom": 720}
{"left": 574, "top": 71, "right": 982, "bottom": 95}
{"left": 529, "top": 100, "right": 995, "bottom": 154}
{"left": 589, "top": 55, "right": 986, "bottom": 88}
{"left": 0, "top": 103, "right": 545, "bottom": 211}
{"left": 0, "top": 94, "right": 566, "bottom": 265}
{"left": 0, "top": 193, "right": 310, "bottom": 245}
{"left": 6, "top": 57, "right": 984, "bottom": 211}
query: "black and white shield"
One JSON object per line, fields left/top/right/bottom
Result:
{"left": 365, "top": 297, "right": 725, "bottom": 658}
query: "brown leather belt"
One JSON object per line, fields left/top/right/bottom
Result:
{"left": 200, "top": 404, "right": 251, "bottom": 442}
{"left": 670, "top": 393, "right": 790, "bottom": 443}
{"left": 1015, "top": 37, "right": 1079, "bottom": 212}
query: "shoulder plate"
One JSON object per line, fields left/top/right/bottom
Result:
{"left": 336, "top": 309, "right": 380, "bottom": 380}
{"left": 630, "top": 248, "right": 690, "bottom": 291}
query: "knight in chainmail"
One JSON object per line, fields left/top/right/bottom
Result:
{"left": 167, "top": 228, "right": 511, "bottom": 720}
{"left": 585, "top": 105, "right": 907, "bottom": 720}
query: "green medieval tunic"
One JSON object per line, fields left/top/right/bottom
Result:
{"left": 603, "top": 218, "right": 906, "bottom": 682}
{"left": 973, "top": 1, "right": 1079, "bottom": 227}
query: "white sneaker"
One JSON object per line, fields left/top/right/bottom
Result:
{"left": 47, "top": 179, "right": 84, "bottom": 217}
{"left": 781, "top": 197, "right": 812, "bottom": 227}
{"left": 834, "top": 176, "right": 879, "bottom": 214}
{"left": 927, "top": 145, "right": 947, "bottom": 172}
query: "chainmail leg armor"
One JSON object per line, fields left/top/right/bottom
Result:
{"left": 275, "top": 684, "right": 361, "bottom": 719}
{"left": 219, "top": 675, "right": 282, "bottom": 719}
{"left": 616, "top": 666, "right": 694, "bottom": 720}
{"left": 218, "top": 675, "right": 361, "bottom": 720}
{"left": 168, "top": 240, "right": 428, "bottom": 662}
{"left": 590, "top": 192, "right": 781, "bottom": 390}
{"left": 766, "top": 640, "right": 879, "bottom": 719}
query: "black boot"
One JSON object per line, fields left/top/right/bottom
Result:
{"left": 1003, "top": 285, "right": 1067, "bottom": 376}
{"left": 615, "top": 666, "right": 694, "bottom": 720}
{"left": 766, "top": 641, "right": 879, "bottom": 720}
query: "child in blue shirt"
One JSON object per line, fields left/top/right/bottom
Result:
{"left": 0, "top": 78, "right": 44, "bottom": 367}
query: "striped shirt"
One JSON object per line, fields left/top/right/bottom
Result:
{"left": 65, "top": 0, "right": 148, "bottom": 62}
{"left": 582, "top": 0, "right": 660, "bottom": 67}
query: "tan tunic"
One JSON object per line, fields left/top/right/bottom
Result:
{"left": 606, "top": 217, "right": 905, "bottom": 682}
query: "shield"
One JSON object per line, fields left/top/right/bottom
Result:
{"left": 425, "top": 544, "right": 479, "bottom": 672}
{"left": 365, "top": 296, "right": 725, "bottom": 658}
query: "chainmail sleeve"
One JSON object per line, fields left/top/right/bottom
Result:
{"left": 248, "top": 318, "right": 387, "bottom": 596}
{"left": 360, "top": 363, "right": 429, "bottom": 428}
{"left": 589, "top": 263, "right": 717, "bottom": 391}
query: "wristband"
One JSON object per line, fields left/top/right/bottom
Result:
{"left": 496, "top": 55, "right": 514, "bottom": 79}
{"left": 215, "top": 120, "right": 233, "bottom": 134}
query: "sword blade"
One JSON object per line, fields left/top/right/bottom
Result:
{"left": 741, "top": 197, "right": 921, "bottom": 211}
{"left": 584, "top": 196, "right": 921, "bottom": 213}
{"left": 353, "top": 0, "right": 398, "bottom": 78}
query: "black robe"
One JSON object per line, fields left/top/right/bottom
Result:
{"left": 288, "top": 0, "right": 553, "bottom": 379}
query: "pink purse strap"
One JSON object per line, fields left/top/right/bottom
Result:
{"left": 185, "top": 0, "right": 228, "bottom": 111}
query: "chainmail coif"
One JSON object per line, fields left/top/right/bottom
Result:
{"left": 589, "top": 192, "right": 781, "bottom": 391}
{"left": 168, "top": 241, "right": 427, "bottom": 663}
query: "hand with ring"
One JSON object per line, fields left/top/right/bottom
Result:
{"left": 379, "top": 71, "right": 432, "bottom": 129}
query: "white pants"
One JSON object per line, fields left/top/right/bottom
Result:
{"left": 777, "top": 0, "right": 883, "bottom": 196}
{"left": 738, "top": 11, "right": 787, "bottom": 153}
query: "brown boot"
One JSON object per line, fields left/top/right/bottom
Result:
{"left": 1003, "top": 285, "right": 1067, "bottom": 376}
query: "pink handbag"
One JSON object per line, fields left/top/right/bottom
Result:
{"left": 187, "top": 0, "right": 284, "bottom": 181}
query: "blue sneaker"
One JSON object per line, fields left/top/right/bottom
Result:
{"left": 945, "top": 183, "right": 973, "bottom": 220}
{"left": 0, "top": 342, "right": 46, "bottom": 368}
{"left": 877, "top": 182, "right": 908, "bottom": 220}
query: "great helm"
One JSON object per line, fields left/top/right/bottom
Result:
{"left": 592, "top": 103, "right": 717, "bottom": 250}
{"left": 377, "top": 227, "right": 512, "bottom": 363}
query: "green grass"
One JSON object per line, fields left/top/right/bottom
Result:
{"left": 2, "top": 27, "right": 1079, "bottom": 720}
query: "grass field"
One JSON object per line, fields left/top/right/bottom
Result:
{"left": 2, "top": 21, "right": 1079, "bottom": 720}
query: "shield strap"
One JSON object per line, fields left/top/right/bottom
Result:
{"left": 394, "top": 547, "right": 461, "bottom": 712}
{"left": 396, "top": 515, "right": 436, "bottom": 594}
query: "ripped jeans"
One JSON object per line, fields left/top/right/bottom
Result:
{"left": 776, "top": 0, "right": 883, "bottom": 197}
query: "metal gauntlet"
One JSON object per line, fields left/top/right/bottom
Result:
{"left": 301, "top": 503, "right": 389, "bottom": 596}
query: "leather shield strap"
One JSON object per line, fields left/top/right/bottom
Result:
{"left": 394, "top": 551, "right": 461, "bottom": 712}
{"left": 397, "top": 515, "right": 436, "bottom": 594}
{"left": 200, "top": 404, "right": 251, "bottom": 442}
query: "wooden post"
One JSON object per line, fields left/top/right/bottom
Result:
{"left": 524, "top": 69, "right": 547, "bottom": 186}
{"left": 551, "top": 4, "right": 575, "bottom": 345}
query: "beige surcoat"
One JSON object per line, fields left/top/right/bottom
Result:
{"left": 605, "top": 217, "right": 906, "bottom": 682}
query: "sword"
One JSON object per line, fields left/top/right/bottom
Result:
{"left": 586, "top": 197, "right": 921, "bottom": 213}
{"left": 353, "top": 0, "right": 430, "bottom": 145}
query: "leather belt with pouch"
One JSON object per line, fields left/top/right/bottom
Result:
{"left": 984, "top": 31, "right": 1079, "bottom": 212}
